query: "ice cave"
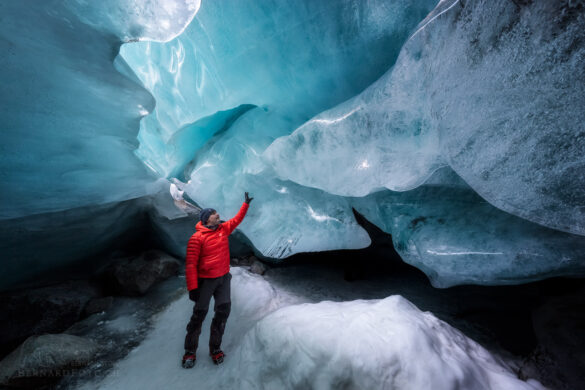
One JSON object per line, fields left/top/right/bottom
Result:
{"left": 1, "top": 0, "right": 584, "bottom": 389}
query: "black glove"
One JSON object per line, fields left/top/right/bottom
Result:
{"left": 245, "top": 192, "right": 254, "bottom": 204}
{"left": 189, "top": 289, "right": 199, "bottom": 302}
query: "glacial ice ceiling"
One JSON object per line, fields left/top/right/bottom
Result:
{"left": 1, "top": 0, "right": 584, "bottom": 288}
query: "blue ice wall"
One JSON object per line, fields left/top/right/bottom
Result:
{"left": 0, "top": 0, "right": 199, "bottom": 219}
{"left": 352, "top": 168, "right": 585, "bottom": 288}
{"left": 121, "top": 0, "right": 438, "bottom": 256}
{"left": 0, "top": 0, "right": 200, "bottom": 289}
{"left": 267, "top": 0, "right": 585, "bottom": 236}
{"left": 124, "top": 0, "right": 585, "bottom": 286}
{"left": 2, "top": 0, "right": 585, "bottom": 289}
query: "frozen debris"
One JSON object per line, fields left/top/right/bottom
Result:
{"left": 0, "top": 334, "right": 98, "bottom": 388}
{"left": 249, "top": 260, "right": 268, "bottom": 276}
{"left": 101, "top": 250, "right": 180, "bottom": 296}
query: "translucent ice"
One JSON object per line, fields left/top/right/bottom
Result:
{"left": 419, "top": 0, "right": 585, "bottom": 236}
{"left": 265, "top": 40, "right": 444, "bottom": 196}
{"left": 0, "top": 0, "right": 200, "bottom": 219}
{"left": 0, "top": 0, "right": 200, "bottom": 287}
{"left": 64, "top": 0, "right": 201, "bottom": 42}
{"left": 121, "top": 0, "right": 438, "bottom": 178}
{"left": 3, "top": 0, "right": 585, "bottom": 289}
{"left": 119, "top": 0, "right": 439, "bottom": 256}
{"left": 352, "top": 169, "right": 585, "bottom": 288}
{"left": 266, "top": 0, "right": 585, "bottom": 236}
{"left": 182, "top": 108, "right": 371, "bottom": 258}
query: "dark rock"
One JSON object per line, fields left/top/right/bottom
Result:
{"left": 83, "top": 296, "right": 114, "bottom": 316}
{"left": 0, "top": 334, "right": 98, "bottom": 389}
{"left": 231, "top": 255, "right": 259, "bottom": 267}
{"left": 101, "top": 250, "right": 180, "bottom": 296}
{"left": 523, "top": 287, "right": 585, "bottom": 390}
{"left": 238, "top": 255, "right": 257, "bottom": 267}
{"left": 0, "top": 280, "right": 100, "bottom": 359}
{"left": 250, "top": 260, "right": 268, "bottom": 275}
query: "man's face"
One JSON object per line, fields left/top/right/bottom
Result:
{"left": 207, "top": 211, "right": 220, "bottom": 226}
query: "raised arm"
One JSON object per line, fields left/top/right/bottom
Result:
{"left": 185, "top": 234, "right": 202, "bottom": 290}
{"left": 223, "top": 202, "right": 249, "bottom": 235}
{"left": 224, "top": 192, "right": 253, "bottom": 234}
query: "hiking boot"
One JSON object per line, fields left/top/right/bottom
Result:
{"left": 182, "top": 351, "right": 196, "bottom": 368}
{"left": 210, "top": 349, "right": 225, "bottom": 365}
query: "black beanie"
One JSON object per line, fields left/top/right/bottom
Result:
{"left": 200, "top": 208, "right": 216, "bottom": 224}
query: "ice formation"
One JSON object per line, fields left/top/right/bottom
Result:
{"left": 2, "top": 0, "right": 585, "bottom": 287}
{"left": 117, "top": 0, "right": 436, "bottom": 257}
{"left": 64, "top": 0, "right": 201, "bottom": 43}
{"left": 352, "top": 169, "right": 585, "bottom": 288}
{"left": 76, "top": 268, "right": 544, "bottom": 390}
{"left": 266, "top": 0, "right": 585, "bottom": 236}
{"left": 121, "top": 0, "right": 437, "bottom": 178}
{"left": 0, "top": 0, "right": 203, "bottom": 220}
{"left": 182, "top": 107, "right": 372, "bottom": 257}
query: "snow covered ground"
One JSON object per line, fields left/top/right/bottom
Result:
{"left": 74, "top": 267, "right": 544, "bottom": 390}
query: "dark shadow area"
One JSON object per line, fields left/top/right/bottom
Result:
{"left": 0, "top": 198, "right": 151, "bottom": 293}
{"left": 265, "top": 207, "right": 414, "bottom": 280}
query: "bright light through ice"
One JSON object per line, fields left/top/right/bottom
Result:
{"left": 143, "top": 161, "right": 158, "bottom": 174}
{"left": 186, "top": 0, "right": 200, "bottom": 11}
{"left": 311, "top": 105, "right": 362, "bottom": 125}
{"left": 358, "top": 159, "right": 370, "bottom": 170}
{"left": 160, "top": 19, "right": 171, "bottom": 30}
{"left": 306, "top": 205, "right": 340, "bottom": 223}
{"left": 137, "top": 105, "right": 149, "bottom": 116}
{"left": 276, "top": 186, "right": 288, "bottom": 194}
{"left": 191, "top": 161, "right": 215, "bottom": 175}
{"left": 426, "top": 250, "right": 505, "bottom": 256}
{"left": 409, "top": 0, "right": 461, "bottom": 40}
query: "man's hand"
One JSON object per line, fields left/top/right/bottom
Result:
{"left": 189, "top": 289, "right": 199, "bottom": 302}
{"left": 245, "top": 192, "right": 254, "bottom": 204}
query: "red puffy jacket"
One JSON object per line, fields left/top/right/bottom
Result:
{"left": 185, "top": 202, "right": 249, "bottom": 290}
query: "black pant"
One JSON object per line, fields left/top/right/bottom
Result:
{"left": 184, "top": 272, "right": 232, "bottom": 353}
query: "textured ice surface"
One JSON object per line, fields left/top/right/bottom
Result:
{"left": 121, "top": 0, "right": 437, "bottom": 179}
{"left": 183, "top": 108, "right": 371, "bottom": 258}
{"left": 3, "top": 0, "right": 585, "bottom": 288}
{"left": 428, "top": 0, "right": 585, "bottom": 236}
{"left": 267, "top": 0, "right": 585, "bottom": 236}
{"left": 235, "top": 298, "right": 542, "bottom": 389}
{"left": 0, "top": 0, "right": 203, "bottom": 287}
{"left": 119, "top": 0, "right": 436, "bottom": 257}
{"left": 352, "top": 169, "right": 585, "bottom": 288}
{"left": 64, "top": 0, "right": 200, "bottom": 42}
{"left": 0, "top": 0, "right": 200, "bottom": 219}
{"left": 76, "top": 268, "right": 544, "bottom": 390}
{"left": 265, "top": 40, "right": 444, "bottom": 196}
{"left": 139, "top": 104, "right": 256, "bottom": 179}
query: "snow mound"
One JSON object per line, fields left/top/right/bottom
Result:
{"left": 230, "top": 296, "right": 543, "bottom": 390}
{"left": 78, "top": 269, "right": 543, "bottom": 390}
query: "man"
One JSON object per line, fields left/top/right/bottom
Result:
{"left": 182, "top": 192, "right": 253, "bottom": 368}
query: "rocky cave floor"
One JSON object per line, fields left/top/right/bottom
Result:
{"left": 1, "top": 246, "right": 584, "bottom": 390}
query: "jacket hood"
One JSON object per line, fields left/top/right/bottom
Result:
{"left": 195, "top": 221, "right": 222, "bottom": 233}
